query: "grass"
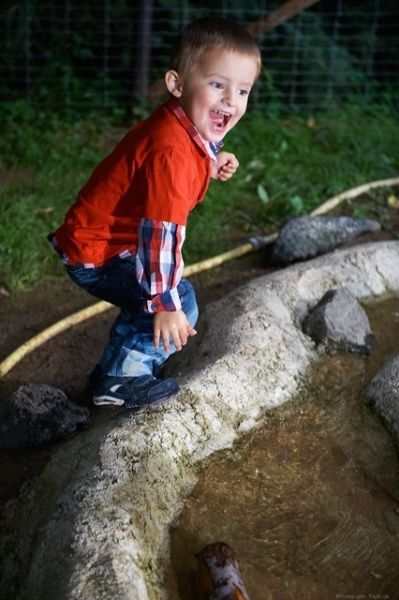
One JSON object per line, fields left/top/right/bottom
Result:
{"left": 0, "top": 100, "right": 398, "bottom": 292}
{"left": 185, "top": 101, "right": 399, "bottom": 263}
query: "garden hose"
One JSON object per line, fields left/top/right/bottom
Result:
{"left": 1, "top": 175, "right": 398, "bottom": 379}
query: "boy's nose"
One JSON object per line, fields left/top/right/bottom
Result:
{"left": 222, "top": 93, "right": 235, "bottom": 107}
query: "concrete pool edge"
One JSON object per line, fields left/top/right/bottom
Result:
{"left": 2, "top": 241, "right": 399, "bottom": 600}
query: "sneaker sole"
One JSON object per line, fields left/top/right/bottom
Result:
{"left": 93, "top": 395, "right": 125, "bottom": 406}
{"left": 124, "top": 388, "right": 179, "bottom": 411}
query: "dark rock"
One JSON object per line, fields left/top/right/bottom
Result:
{"left": 0, "top": 383, "right": 90, "bottom": 449}
{"left": 367, "top": 354, "right": 399, "bottom": 446}
{"left": 302, "top": 287, "right": 373, "bottom": 354}
{"left": 272, "top": 215, "right": 380, "bottom": 264}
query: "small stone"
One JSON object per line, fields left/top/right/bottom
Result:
{"left": 0, "top": 383, "right": 90, "bottom": 449}
{"left": 302, "top": 287, "right": 373, "bottom": 354}
{"left": 367, "top": 354, "right": 399, "bottom": 447}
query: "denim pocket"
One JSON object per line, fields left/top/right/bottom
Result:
{"left": 67, "top": 257, "right": 144, "bottom": 310}
{"left": 66, "top": 263, "right": 105, "bottom": 285}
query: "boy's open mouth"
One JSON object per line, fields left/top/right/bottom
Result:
{"left": 209, "top": 109, "right": 232, "bottom": 131}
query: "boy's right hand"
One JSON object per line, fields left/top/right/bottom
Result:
{"left": 153, "top": 310, "right": 197, "bottom": 353}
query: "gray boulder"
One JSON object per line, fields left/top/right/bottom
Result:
{"left": 367, "top": 354, "right": 399, "bottom": 446}
{"left": 272, "top": 215, "right": 380, "bottom": 264}
{"left": 0, "top": 383, "right": 90, "bottom": 449}
{"left": 302, "top": 287, "right": 373, "bottom": 354}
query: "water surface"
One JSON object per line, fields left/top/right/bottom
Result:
{"left": 168, "top": 298, "right": 399, "bottom": 599}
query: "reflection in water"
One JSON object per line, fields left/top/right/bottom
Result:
{"left": 168, "top": 298, "right": 399, "bottom": 599}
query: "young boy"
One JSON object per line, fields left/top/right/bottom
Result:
{"left": 49, "top": 17, "right": 261, "bottom": 409}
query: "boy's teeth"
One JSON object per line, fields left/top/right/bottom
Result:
{"left": 209, "top": 109, "right": 232, "bottom": 131}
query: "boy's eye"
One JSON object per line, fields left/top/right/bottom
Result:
{"left": 239, "top": 89, "right": 249, "bottom": 96}
{"left": 211, "top": 81, "right": 224, "bottom": 90}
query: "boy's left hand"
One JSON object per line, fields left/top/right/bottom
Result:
{"left": 212, "top": 151, "right": 239, "bottom": 182}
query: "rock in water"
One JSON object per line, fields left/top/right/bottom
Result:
{"left": 302, "top": 287, "right": 373, "bottom": 354}
{"left": 272, "top": 215, "right": 380, "bottom": 264}
{"left": 367, "top": 354, "right": 399, "bottom": 447}
{"left": 0, "top": 383, "right": 90, "bottom": 449}
{"left": 195, "top": 542, "right": 250, "bottom": 600}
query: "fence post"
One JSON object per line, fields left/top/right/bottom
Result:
{"left": 103, "top": 0, "right": 110, "bottom": 107}
{"left": 326, "top": 0, "right": 343, "bottom": 106}
{"left": 63, "top": 0, "right": 71, "bottom": 106}
{"left": 289, "top": 10, "right": 303, "bottom": 108}
{"left": 364, "top": 0, "right": 380, "bottom": 101}
{"left": 132, "top": 0, "right": 154, "bottom": 105}
{"left": 24, "top": 0, "right": 32, "bottom": 104}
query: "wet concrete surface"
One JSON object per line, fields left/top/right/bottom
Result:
{"left": 168, "top": 298, "right": 399, "bottom": 600}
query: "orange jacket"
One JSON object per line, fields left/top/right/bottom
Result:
{"left": 52, "top": 99, "right": 212, "bottom": 265}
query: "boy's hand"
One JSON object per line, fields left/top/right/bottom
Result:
{"left": 153, "top": 309, "right": 197, "bottom": 353}
{"left": 211, "top": 151, "right": 239, "bottom": 182}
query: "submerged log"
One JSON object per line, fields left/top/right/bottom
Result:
{"left": 194, "top": 542, "right": 250, "bottom": 600}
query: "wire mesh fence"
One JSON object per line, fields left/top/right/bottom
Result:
{"left": 0, "top": 0, "right": 398, "bottom": 112}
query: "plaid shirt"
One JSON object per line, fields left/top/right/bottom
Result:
{"left": 51, "top": 99, "right": 219, "bottom": 313}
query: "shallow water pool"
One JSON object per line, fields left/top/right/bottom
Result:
{"left": 167, "top": 298, "right": 399, "bottom": 599}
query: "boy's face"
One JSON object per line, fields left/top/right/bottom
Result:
{"left": 166, "top": 50, "right": 258, "bottom": 143}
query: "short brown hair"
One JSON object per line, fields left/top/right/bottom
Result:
{"left": 171, "top": 17, "right": 262, "bottom": 79}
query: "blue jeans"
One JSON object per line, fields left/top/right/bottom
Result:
{"left": 66, "top": 255, "right": 198, "bottom": 378}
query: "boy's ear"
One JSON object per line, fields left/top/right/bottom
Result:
{"left": 165, "top": 70, "right": 183, "bottom": 98}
